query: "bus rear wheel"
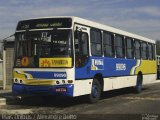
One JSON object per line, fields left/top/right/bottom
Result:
{"left": 135, "top": 74, "right": 143, "bottom": 93}
{"left": 88, "top": 78, "right": 101, "bottom": 103}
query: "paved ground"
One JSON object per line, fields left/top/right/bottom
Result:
{"left": 0, "top": 81, "right": 160, "bottom": 120}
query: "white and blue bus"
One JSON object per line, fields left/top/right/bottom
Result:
{"left": 13, "top": 16, "right": 157, "bottom": 103}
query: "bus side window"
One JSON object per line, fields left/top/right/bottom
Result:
{"left": 115, "top": 35, "right": 125, "bottom": 58}
{"left": 74, "top": 31, "right": 89, "bottom": 68}
{"left": 135, "top": 40, "right": 141, "bottom": 59}
{"left": 148, "top": 43, "right": 153, "bottom": 60}
{"left": 152, "top": 44, "right": 156, "bottom": 60}
{"left": 126, "top": 38, "right": 134, "bottom": 59}
{"left": 74, "top": 31, "right": 80, "bottom": 54}
{"left": 141, "top": 42, "right": 147, "bottom": 60}
{"left": 90, "top": 29, "right": 102, "bottom": 56}
{"left": 103, "top": 32, "right": 115, "bottom": 57}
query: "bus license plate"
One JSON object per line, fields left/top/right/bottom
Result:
{"left": 56, "top": 88, "right": 67, "bottom": 92}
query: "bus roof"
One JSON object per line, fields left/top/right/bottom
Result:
{"left": 19, "top": 16, "right": 155, "bottom": 44}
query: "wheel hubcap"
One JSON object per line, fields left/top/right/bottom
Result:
{"left": 92, "top": 85, "right": 98, "bottom": 98}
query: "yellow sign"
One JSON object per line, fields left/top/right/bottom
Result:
{"left": 39, "top": 58, "right": 72, "bottom": 67}
{"left": 21, "top": 57, "right": 29, "bottom": 67}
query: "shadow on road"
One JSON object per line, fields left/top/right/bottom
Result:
{"left": 6, "top": 87, "right": 148, "bottom": 108}
{"left": 102, "top": 87, "right": 148, "bottom": 99}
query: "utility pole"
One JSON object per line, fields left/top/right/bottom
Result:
{"left": 2, "top": 40, "right": 6, "bottom": 90}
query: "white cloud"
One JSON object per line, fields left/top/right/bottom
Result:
{"left": 99, "top": 17, "right": 160, "bottom": 40}
{"left": 0, "top": 5, "right": 85, "bottom": 19}
{"left": 0, "top": 0, "right": 159, "bottom": 41}
{"left": 138, "top": 7, "right": 160, "bottom": 17}
{"left": 122, "top": 6, "right": 160, "bottom": 17}
{"left": 29, "top": 6, "right": 84, "bottom": 17}
{"left": 88, "top": 5, "right": 160, "bottom": 40}
{"left": 0, "top": 3, "right": 86, "bottom": 39}
{"left": 7, "top": 0, "right": 27, "bottom": 5}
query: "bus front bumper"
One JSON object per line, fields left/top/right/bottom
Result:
{"left": 12, "top": 83, "right": 74, "bottom": 97}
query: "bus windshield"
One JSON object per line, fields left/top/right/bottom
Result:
{"left": 14, "top": 29, "right": 72, "bottom": 68}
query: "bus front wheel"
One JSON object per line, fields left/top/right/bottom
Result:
{"left": 88, "top": 78, "right": 101, "bottom": 103}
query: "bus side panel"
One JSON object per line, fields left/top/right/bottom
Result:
{"left": 75, "top": 57, "right": 137, "bottom": 95}
{"left": 143, "top": 74, "right": 156, "bottom": 85}
{"left": 75, "top": 57, "right": 157, "bottom": 95}
{"left": 73, "top": 79, "right": 92, "bottom": 97}
{"left": 135, "top": 60, "right": 157, "bottom": 74}
{"left": 103, "top": 76, "right": 137, "bottom": 91}
{"left": 75, "top": 57, "right": 137, "bottom": 80}
{"left": 135, "top": 60, "right": 157, "bottom": 85}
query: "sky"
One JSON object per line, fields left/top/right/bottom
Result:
{"left": 0, "top": 0, "right": 160, "bottom": 41}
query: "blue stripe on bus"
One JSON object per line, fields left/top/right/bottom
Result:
{"left": 75, "top": 57, "right": 137, "bottom": 79}
{"left": 25, "top": 71, "right": 67, "bottom": 79}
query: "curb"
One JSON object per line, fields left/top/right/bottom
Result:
{"left": 0, "top": 98, "right": 6, "bottom": 105}
{"left": 0, "top": 96, "right": 21, "bottom": 106}
{"left": 0, "top": 91, "right": 21, "bottom": 106}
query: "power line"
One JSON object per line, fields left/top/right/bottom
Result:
{"left": 0, "top": 34, "right": 15, "bottom": 43}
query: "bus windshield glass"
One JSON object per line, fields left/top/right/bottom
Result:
{"left": 14, "top": 30, "right": 72, "bottom": 68}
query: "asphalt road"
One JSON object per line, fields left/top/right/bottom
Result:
{"left": 0, "top": 82, "right": 160, "bottom": 120}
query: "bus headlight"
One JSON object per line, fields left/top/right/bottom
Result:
{"left": 56, "top": 80, "right": 60, "bottom": 84}
{"left": 15, "top": 79, "right": 18, "bottom": 83}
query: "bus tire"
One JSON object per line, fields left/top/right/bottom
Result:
{"left": 135, "top": 74, "right": 143, "bottom": 93}
{"left": 88, "top": 78, "right": 101, "bottom": 103}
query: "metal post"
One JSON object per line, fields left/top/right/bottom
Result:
{"left": 3, "top": 45, "right": 6, "bottom": 90}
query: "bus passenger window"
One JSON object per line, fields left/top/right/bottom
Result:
{"left": 74, "top": 31, "right": 89, "bottom": 68}
{"left": 81, "top": 33, "right": 88, "bottom": 55}
{"left": 90, "top": 29, "right": 102, "bottom": 56}
{"left": 141, "top": 42, "right": 147, "bottom": 60}
{"left": 115, "top": 35, "right": 125, "bottom": 58}
{"left": 148, "top": 43, "right": 153, "bottom": 60}
{"left": 135, "top": 40, "right": 141, "bottom": 59}
{"left": 103, "top": 32, "right": 114, "bottom": 57}
{"left": 126, "top": 38, "right": 134, "bottom": 59}
{"left": 152, "top": 44, "right": 156, "bottom": 60}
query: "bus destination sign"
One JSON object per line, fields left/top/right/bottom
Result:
{"left": 16, "top": 18, "right": 72, "bottom": 30}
